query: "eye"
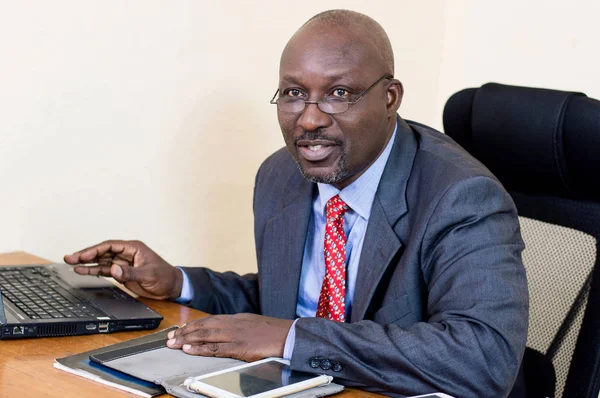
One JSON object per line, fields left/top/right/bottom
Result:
{"left": 284, "top": 89, "right": 304, "bottom": 98}
{"left": 332, "top": 88, "right": 349, "bottom": 98}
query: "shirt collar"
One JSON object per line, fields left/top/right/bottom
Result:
{"left": 317, "top": 121, "right": 398, "bottom": 220}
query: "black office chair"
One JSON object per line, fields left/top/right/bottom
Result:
{"left": 443, "top": 83, "right": 600, "bottom": 398}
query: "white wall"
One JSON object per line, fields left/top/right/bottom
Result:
{"left": 435, "top": 0, "right": 600, "bottom": 130}
{"left": 2, "top": 1, "right": 598, "bottom": 275}
{"left": 0, "top": 1, "right": 445, "bottom": 273}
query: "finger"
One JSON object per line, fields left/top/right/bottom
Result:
{"left": 167, "top": 327, "right": 231, "bottom": 347}
{"left": 65, "top": 249, "right": 101, "bottom": 264}
{"left": 99, "top": 256, "right": 130, "bottom": 268}
{"left": 65, "top": 240, "right": 129, "bottom": 265}
{"left": 167, "top": 325, "right": 186, "bottom": 339}
{"left": 96, "top": 256, "right": 113, "bottom": 266}
{"left": 168, "top": 317, "right": 222, "bottom": 340}
{"left": 82, "top": 241, "right": 126, "bottom": 262}
{"left": 100, "top": 244, "right": 137, "bottom": 264}
{"left": 181, "top": 342, "right": 238, "bottom": 358}
{"left": 73, "top": 265, "right": 113, "bottom": 277}
{"left": 94, "top": 254, "right": 133, "bottom": 271}
{"left": 175, "top": 316, "right": 227, "bottom": 337}
{"left": 65, "top": 246, "right": 103, "bottom": 264}
{"left": 167, "top": 322, "right": 214, "bottom": 346}
{"left": 63, "top": 253, "right": 81, "bottom": 264}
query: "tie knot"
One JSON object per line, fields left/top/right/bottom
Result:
{"left": 326, "top": 195, "right": 349, "bottom": 220}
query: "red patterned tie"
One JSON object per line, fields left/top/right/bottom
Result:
{"left": 316, "top": 195, "right": 349, "bottom": 322}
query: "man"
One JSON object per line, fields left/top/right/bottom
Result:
{"left": 65, "top": 10, "right": 528, "bottom": 398}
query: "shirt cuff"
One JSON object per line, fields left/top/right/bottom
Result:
{"left": 283, "top": 319, "right": 299, "bottom": 361}
{"left": 174, "top": 267, "right": 193, "bottom": 304}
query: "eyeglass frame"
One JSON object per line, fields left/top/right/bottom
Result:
{"left": 269, "top": 75, "right": 394, "bottom": 115}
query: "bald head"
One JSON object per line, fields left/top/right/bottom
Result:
{"left": 275, "top": 10, "right": 403, "bottom": 189}
{"left": 283, "top": 10, "right": 394, "bottom": 77}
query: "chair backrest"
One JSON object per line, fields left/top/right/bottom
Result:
{"left": 443, "top": 83, "right": 600, "bottom": 398}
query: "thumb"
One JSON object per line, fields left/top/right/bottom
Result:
{"left": 110, "top": 264, "right": 141, "bottom": 283}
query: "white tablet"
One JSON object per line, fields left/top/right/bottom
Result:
{"left": 184, "top": 358, "right": 332, "bottom": 398}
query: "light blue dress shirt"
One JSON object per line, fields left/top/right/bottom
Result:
{"left": 283, "top": 123, "right": 397, "bottom": 359}
{"left": 178, "top": 123, "right": 398, "bottom": 361}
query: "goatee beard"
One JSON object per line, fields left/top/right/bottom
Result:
{"left": 291, "top": 130, "right": 348, "bottom": 184}
{"left": 295, "top": 154, "right": 349, "bottom": 184}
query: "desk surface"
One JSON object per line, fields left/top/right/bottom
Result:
{"left": 0, "top": 252, "right": 380, "bottom": 398}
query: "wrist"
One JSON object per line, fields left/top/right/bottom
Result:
{"left": 274, "top": 319, "right": 295, "bottom": 358}
{"left": 169, "top": 267, "right": 184, "bottom": 300}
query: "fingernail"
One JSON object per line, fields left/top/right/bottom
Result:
{"left": 167, "top": 331, "right": 174, "bottom": 339}
{"left": 183, "top": 344, "right": 191, "bottom": 351}
{"left": 167, "top": 339, "right": 175, "bottom": 346}
{"left": 113, "top": 266, "right": 123, "bottom": 278}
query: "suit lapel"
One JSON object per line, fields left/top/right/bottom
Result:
{"left": 351, "top": 117, "right": 418, "bottom": 322}
{"left": 260, "top": 172, "right": 314, "bottom": 319}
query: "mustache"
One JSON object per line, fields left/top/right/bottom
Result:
{"left": 294, "top": 130, "right": 343, "bottom": 146}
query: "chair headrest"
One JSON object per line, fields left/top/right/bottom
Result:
{"left": 443, "top": 83, "right": 600, "bottom": 200}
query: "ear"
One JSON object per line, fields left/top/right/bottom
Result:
{"left": 386, "top": 79, "right": 404, "bottom": 116}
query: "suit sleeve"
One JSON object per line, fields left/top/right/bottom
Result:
{"left": 178, "top": 266, "right": 259, "bottom": 314}
{"left": 289, "top": 176, "right": 528, "bottom": 398}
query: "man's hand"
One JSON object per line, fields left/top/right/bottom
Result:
{"left": 64, "top": 240, "right": 183, "bottom": 301}
{"left": 166, "top": 313, "right": 294, "bottom": 362}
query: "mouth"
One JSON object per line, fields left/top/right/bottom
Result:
{"left": 296, "top": 139, "right": 338, "bottom": 162}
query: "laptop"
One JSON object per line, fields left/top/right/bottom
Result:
{"left": 0, "top": 263, "right": 163, "bottom": 339}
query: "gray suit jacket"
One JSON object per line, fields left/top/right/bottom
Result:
{"left": 183, "top": 117, "right": 528, "bottom": 398}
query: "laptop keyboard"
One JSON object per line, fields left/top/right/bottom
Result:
{"left": 0, "top": 267, "right": 105, "bottom": 320}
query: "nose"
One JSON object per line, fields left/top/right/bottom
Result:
{"left": 297, "top": 103, "right": 333, "bottom": 132}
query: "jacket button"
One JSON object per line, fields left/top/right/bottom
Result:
{"left": 309, "top": 357, "right": 321, "bottom": 368}
{"left": 320, "top": 359, "right": 332, "bottom": 370}
{"left": 332, "top": 361, "right": 343, "bottom": 372}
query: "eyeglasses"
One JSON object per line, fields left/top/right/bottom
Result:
{"left": 270, "top": 75, "right": 393, "bottom": 115}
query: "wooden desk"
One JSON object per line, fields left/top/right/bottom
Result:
{"left": 0, "top": 252, "right": 379, "bottom": 398}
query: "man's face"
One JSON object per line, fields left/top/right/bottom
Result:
{"left": 277, "top": 28, "right": 395, "bottom": 189}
